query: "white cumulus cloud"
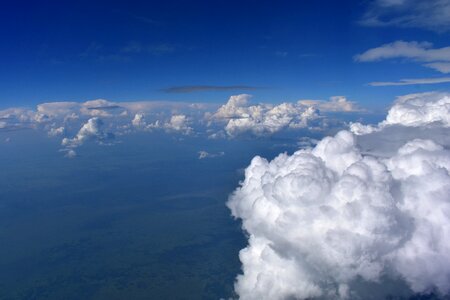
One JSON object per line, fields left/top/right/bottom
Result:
{"left": 208, "top": 94, "right": 321, "bottom": 137}
{"left": 62, "top": 117, "right": 114, "bottom": 148}
{"left": 228, "top": 91, "right": 450, "bottom": 299}
{"left": 298, "top": 96, "right": 361, "bottom": 112}
{"left": 163, "top": 114, "right": 193, "bottom": 135}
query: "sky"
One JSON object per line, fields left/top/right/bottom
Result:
{"left": 1, "top": 1, "right": 450, "bottom": 300}
{"left": 1, "top": 0, "right": 450, "bottom": 109}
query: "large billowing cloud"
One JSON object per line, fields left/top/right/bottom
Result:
{"left": 228, "top": 91, "right": 450, "bottom": 299}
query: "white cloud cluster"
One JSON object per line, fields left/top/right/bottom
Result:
{"left": 298, "top": 96, "right": 361, "bottom": 112}
{"left": 62, "top": 117, "right": 114, "bottom": 148}
{"left": 228, "top": 91, "right": 450, "bottom": 299}
{"left": 0, "top": 107, "right": 48, "bottom": 130}
{"left": 360, "top": 0, "right": 450, "bottom": 32}
{"left": 163, "top": 114, "right": 193, "bottom": 135}
{"left": 351, "top": 92, "right": 450, "bottom": 134}
{"left": 383, "top": 92, "right": 450, "bottom": 127}
{"left": 208, "top": 94, "right": 358, "bottom": 137}
{"left": 131, "top": 113, "right": 193, "bottom": 135}
{"left": 355, "top": 41, "right": 450, "bottom": 74}
{"left": 1, "top": 95, "right": 364, "bottom": 157}
{"left": 48, "top": 126, "right": 65, "bottom": 137}
{"left": 0, "top": 99, "right": 211, "bottom": 131}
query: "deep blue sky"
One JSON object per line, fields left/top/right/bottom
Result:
{"left": 1, "top": 0, "right": 449, "bottom": 109}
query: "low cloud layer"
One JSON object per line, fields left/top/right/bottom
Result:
{"left": 0, "top": 94, "right": 365, "bottom": 156}
{"left": 228, "top": 91, "right": 450, "bottom": 299}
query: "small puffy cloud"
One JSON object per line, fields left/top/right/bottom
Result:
{"left": 62, "top": 117, "right": 114, "bottom": 148}
{"left": 48, "top": 126, "right": 65, "bottom": 137}
{"left": 65, "top": 149, "right": 77, "bottom": 158}
{"left": 229, "top": 91, "right": 450, "bottom": 299}
{"left": 131, "top": 113, "right": 193, "bottom": 135}
{"left": 131, "top": 113, "right": 148, "bottom": 128}
{"left": 198, "top": 150, "right": 225, "bottom": 159}
{"left": 163, "top": 114, "right": 193, "bottom": 135}
{"left": 298, "top": 96, "right": 361, "bottom": 112}
{"left": 130, "top": 113, "right": 161, "bottom": 131}
{"left": 355, "top": 41, "right": 450, "bottom": 74}
{"left": 208, "top": 94, "right": 321, "bottom": 137}
{"left": 360, "top": 0, "right": 450, "bottom": 32}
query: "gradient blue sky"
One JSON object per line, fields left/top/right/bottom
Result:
{"left": 1, "top": 0, "right": 449, "bottom": 109}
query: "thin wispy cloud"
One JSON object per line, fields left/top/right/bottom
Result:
{"left": 121, "top": 42, "right": 175, "bottom": 55}
{"left": 360, "top": 0, "right": 450, "bottom": 32}
{"left": 161, "top": 85, "right": 261, "bottom": 93}
{"left": 368, "top": 77, "right": 450, "bottom": 86}
{"left": 355, "top": 41, "right": 450, "bottom": 73}
{"left": 131, "top": 15, "right": 164, "bottom": 26}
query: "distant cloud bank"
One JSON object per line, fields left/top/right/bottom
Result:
{"left": 0, "top": 93, "right": 366, "bottom": 157}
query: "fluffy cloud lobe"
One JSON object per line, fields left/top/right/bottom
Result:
{"left": 228, "top": 92, "right": 450, "bottom": 299}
